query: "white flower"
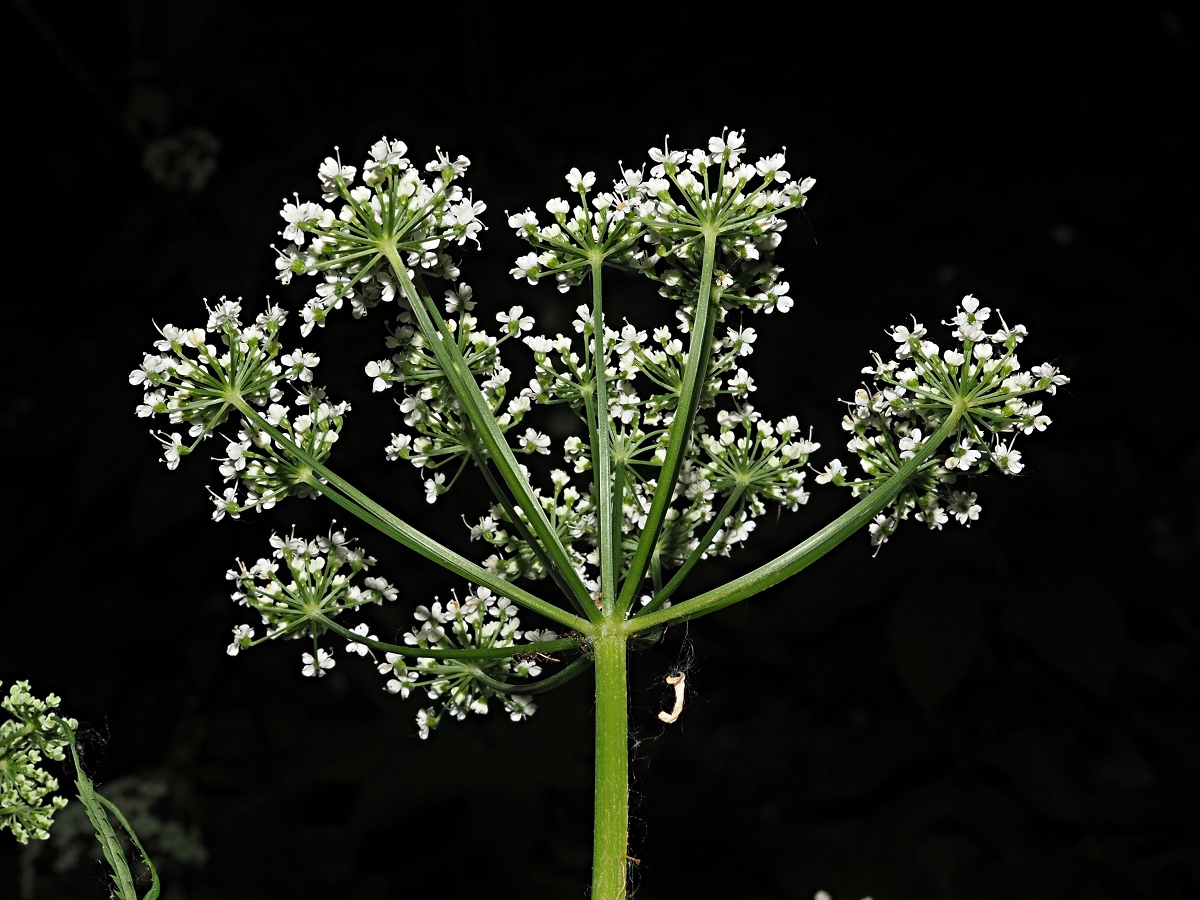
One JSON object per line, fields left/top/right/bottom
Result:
{"left": 1032, "top": 363, "right": 1070, "bottom": 395}
{"left": 470, "top": 516, "right": 497, "bottom": 540}
{"left": 416, "top": 708, "right": 434, "bottom": 740}
{"left": 317, "top": 155, "right": 356, "bottom": 201}
{"left": 510, "top": 252, "right": 540, "bottom": 284}
{"left": 506, "top": 695, "right": 537, "bottom": 722}
{"left": 943, "top": 439, "right": 982, "bottom": 470}
{"left": 363, "top": 576, "right": 397, "bottom": 602}
{"left": 949, "top": 491, "right": 982, "bottom": 525}
{"left": 917, "top": 502, "right": 949, "bottom": 530}
{"left": 727, "top": 326, "right": 758, "bottom": 355}
{"left": 226, "top": 624, "right": 254, "bottom": 656}
{"left": 889, "top": 319, "right": 926, "bottom": 344}
{"left": 708, "top": 129, "right": 746, "bottom": 164}
{"left": 1018, "top": 401, "right": 1052, "bottom": 434}
{"left": 365, "top": 358, "right": 394, "bottom": 392}
{"left": 282, "top": 349, "right": 320, "bottom": 382}
{"left": 565, "top": 167, "right": 596, "bottom": 191}
{"left": 519, "top": 428, "right": 551, "bottom": 455}
{"left": 897, "top": 429, "right": 925, "bottom": 459}
{"left": 496, "top": 306, "right": 534, "bottom": 333}
{"left": 815, "top": 459, "right": 845, "bottom": 484}
{"left": 280, "top": 200, "right": 321, "bottom": 245}
{"left": 992, "top": 438, "right": 1024, "bottom": 474}
{"left": 217, "top": 440, "right": 248, "bottom": 478}
{"left": 727, "top": 368, "right": 756, "bottom": 398}
{"left": 648, "top": 137, "right": 684, "bottom": 177}
{"left": 426, "top": 146, "right": 470, "bottom": 177}
{"left": 210, "top": 486, "right": 241, "bottom": 522}
{"left": 424, "top": 473, "right": 446, "bottom": 503}
{"left": 301, "top": 648, "right": 335, "bottom": 678}
{"left": 508, "top": 209, "right": 539, "bottom": 232}
{"left": 755, "top": 152, "right": 789, "bottom": 183}
{"left": 990, "top": 311, "right": 1028, "bottom": 345}
{"left": 157, "top": 431, "right": 186, "bottom": 470}
{"left": 869, "top": 514, "right": 895, "bottom": 550}
{"left": 346, "top": 623, "right": 377, "bottom": 656}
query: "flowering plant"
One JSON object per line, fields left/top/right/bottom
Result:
{"left": 1, "top": 682, "right": 160, "bottom": 899}
{"left": 115, "top": 129, "right": 1068, "bottom": 897}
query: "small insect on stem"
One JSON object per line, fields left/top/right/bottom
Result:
{"left": 566, "top": 630, "right": 593, "bottom": 655}
{"left": 657, "top": 672, "right": 686, "bottom": 724}
{"left": 512, "top": 651, "right": 561, "bottom": 664}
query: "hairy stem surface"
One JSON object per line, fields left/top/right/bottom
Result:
{"left": 591, "top": 625, "right": 630, "bottom": 900}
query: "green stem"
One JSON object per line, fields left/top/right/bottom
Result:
{"left": 590, "top": 258, "right": 617, "bottom": 614}
{"left": 611, "top": 460, "right": 626, "bottom": 577}
{"left": 626, "top": 410, "right": 963, "bottom": 634}
{"left": 384, "top": 252, "right": 596, "bottom": 617}
{"left": 469, "top": 654, "right": 595, "bottom": 696}
{"left": 617, "top": 227, "right": 721, "bottom": 612}
{"left": 591, "top": 624, "right": 630, "bottom": 900}
{"left": 314, "top": 479, "right": 586, "bottom": 633}
{"left": 57, "top": 718, "right": 159, "bottom": 900}
{"left": 96, "top": 796, "right": 161, "bottom": 900}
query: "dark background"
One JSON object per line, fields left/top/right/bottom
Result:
{"left": 2, "top": 3, "right": 1195, "bottom": 898}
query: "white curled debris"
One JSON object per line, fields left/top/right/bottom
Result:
{"left": 658, "top": 672, "right": 686, "bottom": 724}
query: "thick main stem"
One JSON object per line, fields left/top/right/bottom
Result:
{"left": 591, "top": 626, "right": 630, "bottom": 900}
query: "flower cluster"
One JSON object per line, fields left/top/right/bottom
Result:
{"left": 245, "top": 134, "right": 819, "bottom": 602}
{"left": 510, "top": 129, "right": 814, "bottom": 323}
{"left": 697, "top": 409, "right": 820, "bottom": 520}
{"left": 373, "top": 284, "right": 544, "bottom": 500}
{"left": 525, "top": 305, "right": 772, "bottom": 439}
{"left": 225, "top": 528, "right": 389, "bottom": 668}
{"left": 508, "top": 164, "right": 649, "bottom": 293}
{"left": 478, "top": 133, "right": 820, "bottom": 593}
{"left": 1, "top": 681, "right": 78, "bottom": 844}
{"left": 225, "top": 531, "right": 556, "bottom": 739}
{"left": 819, "top": 295, "right": 1068, "bottom": 548}
{"left": 208, "top": 390, "right": 350, "bottom": 522}
{"left": 131, "top": 298, "right": 348, "bottom": 520}
{"left": 640, "top": 130, "right": 813, "bottom": 320}
{"left": 470, "top": 467, "right": 594, "bottom": 582}
{"left": 466, "top": 300, "right": 817, "bottom": 585}
{"left": 274, "top": 138, "right": 484, "bottom": 336}
{"left": 379, "top": 585, "right": 556, "bottom": 739}
{"left": 472, "top": 409, "right": 820, "bottom": 584}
